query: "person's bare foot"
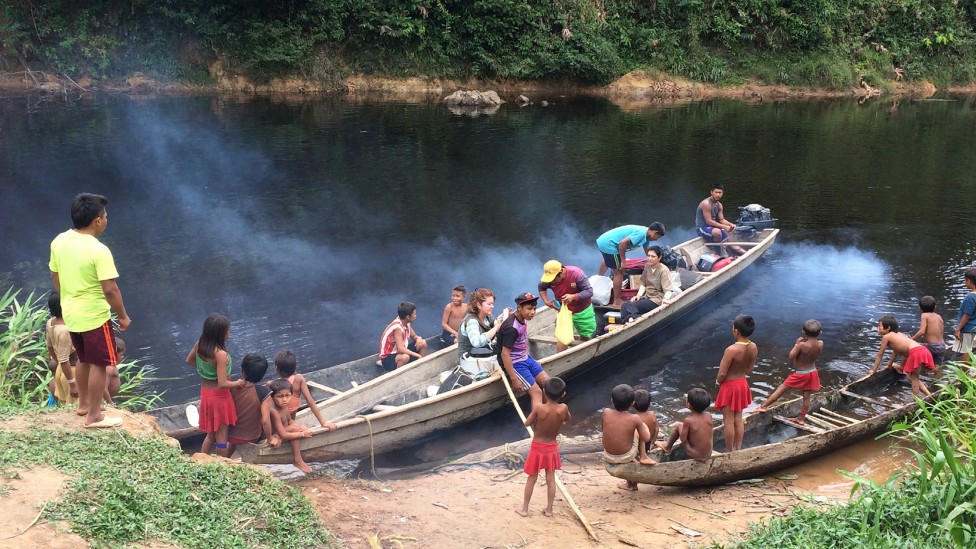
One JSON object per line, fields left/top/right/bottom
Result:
{"left": 654, "top": 440, "right": 671, "bottom": 453}
{"left": 638, "top": 457, "right": 657, "bottom": 465}
{"left": 616, "top": 481, "right": 638, "bottom": 491}
{"left": 789, "top": 415, "right": 806, "bottom": 426}
{"left": 295, "top": 461, "right": 313, "bottom": 474}
{"left": 515, "top": 508, "right": 528, "bottom": 517}
{"left": 611, "top": 300, "right": 622, "bottom": 308}
{"left": 76, "top": 407, "right": 88, "bottom": 416}
{"left": 543, "top": 508, "right": 554, "bottom": 517}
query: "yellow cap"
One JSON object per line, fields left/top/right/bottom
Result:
{"left": 541, "top": 260, "right": 562, "bottom": 283}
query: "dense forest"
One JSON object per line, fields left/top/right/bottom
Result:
{"left": 1, "top": 0, "right": 974, "bottom": 89}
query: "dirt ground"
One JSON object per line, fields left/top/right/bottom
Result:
{"left": 0, "top": 409, "right": 907, "bottom": 549}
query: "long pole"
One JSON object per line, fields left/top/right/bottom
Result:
{"left": 499, "top": 372, "right": 598, "bottom": 542}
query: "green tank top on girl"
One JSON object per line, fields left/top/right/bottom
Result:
{"left": 196, "top": 353, "right": 232, "bottom": 381}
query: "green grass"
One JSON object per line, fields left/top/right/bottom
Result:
{"left": 0, "top": 416, "right": 333, "bottom": 548}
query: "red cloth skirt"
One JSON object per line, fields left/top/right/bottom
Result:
{"left": 523, "top": 441, "right": 562, "bottom": 474}
{"left": 903, "top": 346, "right": 935, "bottom": 374}
{"left": 199, "top": 387, "right": 237, "bottom": 433}
{"left": 714, "top": 377, "right": 752, "bottom": 412}
{"left": 784, "top": 369, "right": 821, "bottom": 391}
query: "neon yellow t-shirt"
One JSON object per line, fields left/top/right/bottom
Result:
{"left": 49, "top": 229, "right": 120, "bottom": 332}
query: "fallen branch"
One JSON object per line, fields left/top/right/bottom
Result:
{"left": 671, "top": 500, "right": 728, "bottom": 520}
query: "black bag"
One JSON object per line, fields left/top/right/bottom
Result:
{"left": 659, "top": 245, "right": 687, "bottom": 271}
{"left": 437, "top": 368, "right": 474, "bottom": 395}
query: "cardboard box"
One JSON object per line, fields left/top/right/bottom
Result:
{"left": 628, "top": 274, "right": 642, "bottom": 289}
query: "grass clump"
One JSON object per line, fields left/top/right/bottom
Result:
{"left": 0, "top": 423, "right": 333, "bottom": 548}
{"left": 719, "top": 360, "right": 976, "bottom": 548}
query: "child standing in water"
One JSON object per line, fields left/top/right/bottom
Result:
{"left": 756, "top": 320, "right": 823, "bottom": 424}
{"left": 186, "top": 313, "right": 245, "bottom": 455}
{"left": 517, "top": 377, "right": 571, "bottom": 518}
{"left": 714, "top": 315, "right": 757, "bottom": 452}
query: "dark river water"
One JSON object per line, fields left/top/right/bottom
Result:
{"left": 2, "top": 93, "right": 975, "bottom": 466}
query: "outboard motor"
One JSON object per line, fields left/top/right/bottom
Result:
{"left": 736, "top": 204, "right": 776, "bottom": 236}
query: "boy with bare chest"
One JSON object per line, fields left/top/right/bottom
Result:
{"left": 870, "top": 315, "right": 935, "bottom": 397}
{"left": 714, "top": 315, "right": 758, "bottom": 452}
{"left": 912, "top": 296, "right": 946, "bottom": 369}
{"left": 601, "top": 384, "right": 654, "bottom": 491}
{"left": 517, "top": 377, "right": 571, "bottom": 517}
{"left": 656, "top": 387, "right": 714, "bottom": 460}
{"left": 757, "top": 319, "right": 823, "bottom": 424}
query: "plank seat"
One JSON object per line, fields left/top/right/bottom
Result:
{"left": 773, "top": 415, "right": 824, "bottom": 434}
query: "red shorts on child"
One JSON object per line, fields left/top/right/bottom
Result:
{"left": 903, "top": 345, "right": 936, "bottom": 374}
{"left": 714, "top": 377, "right": 752, "bottom": 412}
{"left": 523, "top": 440, "right": 562, "bottom": 475}
{"left": 784, "top": 369, "right": 821, "bottom": 391}
{"left": 69, "top": 320, "right": 118, "bottom": 367}
{"left": 199, "top": 387, "right": 237, "bottom": 433}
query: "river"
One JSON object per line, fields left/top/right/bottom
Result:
{"left": 1, "top": 93, "right": 974, "bottom": 465}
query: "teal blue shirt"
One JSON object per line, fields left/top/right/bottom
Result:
{"left": 596, "top": 225, "right": 649, "bottom": 255}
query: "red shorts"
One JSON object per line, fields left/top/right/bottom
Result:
{"left": 784, "top": 370, "right": 821, "bottom": 391}
{"left": 714, "top": 377, "right": 753, "bottom": 412}
{"left": 523, "top": 440, "right": 562, "bottom": 475}
{"left": 199, "top": 387, "right": 237, "bottom": 434}
{"left": 903, "top": 346, "right": 935, "bottom": 374}
{"left": 69, "top": 321, "right": 118, "bottom": 367}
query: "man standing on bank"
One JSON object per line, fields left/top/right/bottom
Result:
{"left": 538, "top": 260, "right": 596, "bottom": 352}
{"left": 50, "top": 193, "right": 130, "bottom": 428}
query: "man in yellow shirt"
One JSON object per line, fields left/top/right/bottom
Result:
{"left": 49, "top": 193, "right": 130, "bottom": 428}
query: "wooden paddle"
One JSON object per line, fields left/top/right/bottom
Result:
{"left": 498, "top": 372, "right": 598, "bottom": 542}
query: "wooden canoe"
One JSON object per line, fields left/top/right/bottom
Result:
{"left": 605, "top": 367, "right": 937, "bottom": 487}
{"left": 228, "top": 228, "right": 779, "bottom": 464}
{"left": 145, "top": 334, "right": 450, "bottom": 439}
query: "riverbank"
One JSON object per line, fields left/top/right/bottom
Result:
{"left": 1, "top": 406, "right": 912, "bottom": 548}
{"left": 0, "top": 68, "right": 954, "bottom": 105}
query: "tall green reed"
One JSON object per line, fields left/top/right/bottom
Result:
{"left": 0, "top": 286, "right": 163, "bottom": 412}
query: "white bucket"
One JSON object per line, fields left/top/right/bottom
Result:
{"left": 459, "top": 355, "right": 497, "bottom": 376}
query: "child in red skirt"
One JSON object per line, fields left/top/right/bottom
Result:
{"left": 185, "top": 313, "right": 245, "bottom": 455}
{"left": 715, "top": 315, "right": 758, "bottom": 452}
{"left": 756, "top": 319, "right": 824, "bottom": 424}
{"left": 517, "top": 377, "right": 570, "bottom": 518}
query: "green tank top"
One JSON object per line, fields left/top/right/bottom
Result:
{"left": 196, "top": 353, "right": 232, "bottom": 381}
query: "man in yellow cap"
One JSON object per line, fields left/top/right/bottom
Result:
{"left": 538, "top": 260, "right": 596, "bottom": 352}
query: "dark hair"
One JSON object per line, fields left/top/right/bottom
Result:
{"left": 647, "top": 245, "right": 663, "bottom": 259}
{"left": 269, "top": 378, "right": 292, "bottom": 395}
{"left": 802, "top": 319, "right": 822, "bottom": 337}
{"left": 918, "top": 296, "right": 937, "bottom": 313}
{"left": 544, "top": 377, "right": 566, "bottom": 400}
{"left": 398, "top": 302, "right": 417, "bottom": 320}
{"left": 687, "top": 387, "right": 711, "bottom": 413}
{"left": 712, "top": 183, "right": 725, "bottom": 191}
{"left": 467, "top": 288, "right": 495, "bottom": 315}
{"left": 879, "top": 315, "right": 899, "bottom": 332}
{"left": 70, "top": 193, "right": 108, "bottom": 229}
{"left": 648, "top": 222, "right": 666, "bottom": 237}
{"left": 274, "top": 350, "right": 297, "bottom": 377}
{"left": 48, "top": 292, "right": 62, "bottom": 318}
{"left": 633, "top": 389, "right": 651, "bottom": 412}
{"left": 242, "top": 353, "right": 269, "bottom": 383}
{"left": 610, "top": 384, "right": 635, "bottom": 411}
{"left": 733, "top": 314, "right": 756, "bottom": 337}
{"left": 965, "top": 267, "right": 976, "bottom": 285}
{"left": 196, "top": 313, "right": 231, "bottom": 361}
{"left": 452, "top": 285, "right": 466, "bottom": 294}
{"left": 115, "top": 337, "right": 126, "bottom": 357}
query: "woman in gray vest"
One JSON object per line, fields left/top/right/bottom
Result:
{"left": 457, "top": 288, "right": 506, "bottom": 363}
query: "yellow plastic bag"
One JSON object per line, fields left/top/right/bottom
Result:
{"left": 555, "top": 304, "right": 574, "bottom": 346}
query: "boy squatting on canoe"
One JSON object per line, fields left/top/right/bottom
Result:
{"left": 756, "top": 319, "right": 824, "bottom": 425}
{"left": 601, "top": 384, "right": 655, "bottom": 491}
{"left": 869, "top": 315, "right": 935, "bottom": 398}
{"left": 517, "top": 377, "right": 570, "bottom": 518}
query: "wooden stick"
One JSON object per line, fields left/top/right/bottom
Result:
{"left": 818, "top": 408, "right": 859, "bottom": 424}
{"left": 306, "top": 380, "right": 343, "bottom": 395}
{"left": 499, "top": 373, "right": 598, "bottom": 542}
{"left": 670, "top": 500, "right": 728, "bottom": 520}
{"left": 801, "top": 413, "right": 837, "bottom": 431}
{"left": 772, "top": 415, "right": 823, "bottom": 434}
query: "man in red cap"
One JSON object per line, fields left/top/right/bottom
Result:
{"left": 538, "top": 260, "right": 595, "bottom": 352}
{"left": 498, "top": 292, "right": 550, "bottom": 406}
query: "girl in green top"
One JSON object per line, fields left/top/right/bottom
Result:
{"left": 185, "top": 313, "right": 245, "bottom": 454}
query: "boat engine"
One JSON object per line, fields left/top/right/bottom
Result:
{"left": 736, "top": 204, "right": 776, "bottom": 236}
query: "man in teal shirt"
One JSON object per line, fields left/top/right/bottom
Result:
{"left": 596, "top": 222, "right": 666, "bottom": 307}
